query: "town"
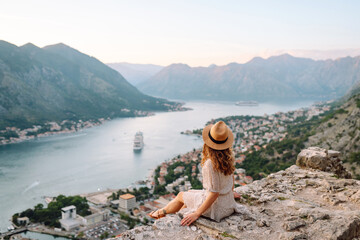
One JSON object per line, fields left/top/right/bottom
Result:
{"left": 188, "top": 102, "right": 331, "bottom": 157}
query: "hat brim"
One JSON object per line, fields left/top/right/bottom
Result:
{"left": 202, "top": 124, "right": 234, "bottom": 150}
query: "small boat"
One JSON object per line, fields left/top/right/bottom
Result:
{"left": 235, "top": 101, "right": 259, "bottom": 106}
{"left": 133, "top": 131, "right": 144, "bottom": 152}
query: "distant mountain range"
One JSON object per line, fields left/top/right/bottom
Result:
{"left": 138, "top": 54, "right": 360, "bottom": 102}
{"left": 107, "top": 62, "right": 163, "bottom": 86}
{"left": 0, "top": 40, "right": 176, "bottom": 130}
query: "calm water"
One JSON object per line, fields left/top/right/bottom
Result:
{"left": 0, "top": 101, "right": 312, "bottom": 233}
{"left": 21, "top": 231, "right": 70, "bottom": 240}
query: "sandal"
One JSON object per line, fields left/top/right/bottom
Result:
{"left": 147, "top": 208, "right": 167, "bottom": 219}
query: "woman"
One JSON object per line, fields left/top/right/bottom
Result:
{"left": 148, "top": 121, "right": 243, "bottom": 226}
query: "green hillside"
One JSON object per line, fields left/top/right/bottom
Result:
{"left": 0, "top": 40, "right": 178, "bottom": 130}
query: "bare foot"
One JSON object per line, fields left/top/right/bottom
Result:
{"left": 147, "top": 208, "right": 166, "bottom": 219}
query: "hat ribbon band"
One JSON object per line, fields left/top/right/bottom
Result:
{"left": 208, "top": 131, "right": 228, "bottom": 144}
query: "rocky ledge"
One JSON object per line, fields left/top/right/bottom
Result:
{"left": 115, "top": 147, "right": 360, "bottom": 240}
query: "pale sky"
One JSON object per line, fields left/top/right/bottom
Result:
{"left": 1, "top": 0, "right": 360, "bottom": 66}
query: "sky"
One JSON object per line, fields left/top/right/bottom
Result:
{"left": 1, "top": 0, "right": 360, "bottom": 66}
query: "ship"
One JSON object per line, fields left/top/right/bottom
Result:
{"left": 133, "top": 131, "right": 144, "bottom": 152}
{"left": 235, "top": 101, "right": 259, "bottom": 106}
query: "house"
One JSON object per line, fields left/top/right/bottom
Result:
{"left": 119, "top": 194, "right": 136, "bottom": 212}
{"left": 174, "top": 166, "right": 185, "bottom": 174}
{"left": 17, "top": 217, "right": 29, "bottom": 226}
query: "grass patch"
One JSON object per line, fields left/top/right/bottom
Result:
{"left": 221, "top": 232, "right": 236, "bottom": 239}
{"left": 241, "top": 194, "right": 257, "bottom": 205}
{"left": 277, "top": 196, "right": 288, "bottom": 201}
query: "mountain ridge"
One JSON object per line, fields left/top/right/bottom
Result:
{"left": 139, "top": 54, "right": 360, "bottom": 102}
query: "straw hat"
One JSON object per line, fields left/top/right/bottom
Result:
{"left": 202, "top": 121, "right": 234, "bottom": 150}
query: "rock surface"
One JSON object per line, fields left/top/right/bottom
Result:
{"left": 113, "top": 148, "right": 360, "bottom": 239}
{"left": 296, "top": 147, "right": 352, "bottom": 179}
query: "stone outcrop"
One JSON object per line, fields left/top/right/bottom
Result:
{"left": 296, "top": 147, "right": 352, "bottom": 179}
{"left": 114, "top": 148, "right": 360, "bottom": 240}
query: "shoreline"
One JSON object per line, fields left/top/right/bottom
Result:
{"left": 0, "top": 105, "right": 191, "bottom": 147}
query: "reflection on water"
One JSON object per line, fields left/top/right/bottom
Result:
{"left": 23, "top": 180, "right": 40, "bottom": 194}
{"left": 0, "top": 100, "right": 313, "bottom": 232}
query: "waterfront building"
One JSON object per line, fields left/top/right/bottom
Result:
{"left": 118, "top": 194, "right": 136, "bottom": 212}
{"left": 79, "top": 209, "right": 110, "bottom": 226}
{"left": 59, "top": 205, "right": 80, "bottom": 231}
{"left": 17, "top": 217, "right": 29, "bottom": 226}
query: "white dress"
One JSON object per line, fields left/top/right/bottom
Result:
{"left": 180, "top": 159, "right": 241, "bottom": 222}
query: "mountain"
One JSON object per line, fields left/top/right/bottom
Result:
{"left": 138, "top": 54, "right": 360, "bottom": 102}
{"left": 107, "top": 62, "right": 163, "bottom": 86}
{"left": 0, "top": 40, "right": 176, "bottom": 130}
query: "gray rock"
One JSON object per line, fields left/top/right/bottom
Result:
{"left": 296, "top": 147, "right": 351, "bottom": 178}
{"left": 328, "top": 150, "right": 340, "bottom": 158}
{"left": 256, "top": 218, "right": 270, "bottom": 227}
{"left": 283, "top": 220, "right": 306, "bottom": 231}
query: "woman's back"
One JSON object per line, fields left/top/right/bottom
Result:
{"left": 200, "top": 159, "right": 236, "bottom": 221}
{"left": 202, "top": 159, "right": 233, "bottom": 195}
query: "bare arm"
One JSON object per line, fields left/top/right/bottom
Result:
{"left": 195, "top": 191, "right": 219, "bottom": 216}
{"left": 180, "top": 191, "right": 219, "bottom": 226}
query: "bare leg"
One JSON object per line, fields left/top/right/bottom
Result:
{"left": 148, "top": 192, "right": 186, "bottom": 218}
{"left": 180, "top": 204, "right": 187, "bottom": 210}
{"left": 163, "top": 191, "right": 185, "bottom": 214}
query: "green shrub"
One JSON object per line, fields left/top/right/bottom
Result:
{"left": 356, "top": 98, "right": 360, "bottom": 108}
{"left": 348, "top": 152, "right": 360, "bottom": 165}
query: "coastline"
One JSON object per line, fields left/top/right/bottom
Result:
{"left": 0, "top": 105, "right": 191, "bottom": 146}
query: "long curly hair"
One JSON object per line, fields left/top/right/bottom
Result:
{"left": 201, "top": 143, "right": 235, "bottom": 176}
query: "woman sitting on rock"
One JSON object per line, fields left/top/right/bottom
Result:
{"left": 148, "top": 121, "right": 244, "bottom": 226}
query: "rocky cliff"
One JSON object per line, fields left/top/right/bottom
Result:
{"left": 116, "top": 148, "right": 360, "bottom": 240}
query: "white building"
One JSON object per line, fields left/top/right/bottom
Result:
{"left": 118, "top": 194, "right": 136, "bottom": 212}
{"left": 165, "top": 183, "right": 174, "bottom": 193}
{"left": 17, "top": 217, "right": 29, "bottom": 226}
{"left": 79, "top": 209, "right": 110, "bottom": 226}
{"left": 59, "top": 205, "right": 80, "bottom": 231}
